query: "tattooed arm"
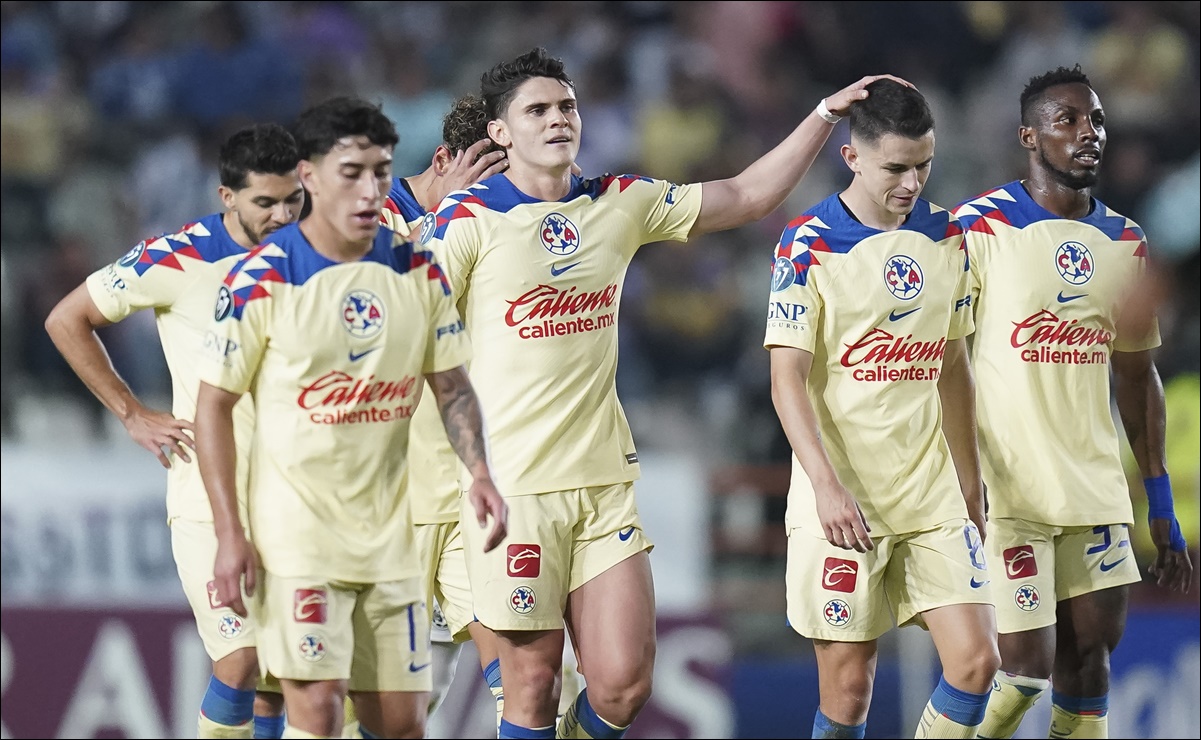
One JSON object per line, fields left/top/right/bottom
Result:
{"left": 426, "top": 366, "right": 508, "bottom": 552}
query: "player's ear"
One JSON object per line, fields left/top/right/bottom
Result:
{"left": 297, "top": 159, "right": 318, "bottom": 197}
{"left": 840, "top": 143, "right": 860, "bottom": 174}
{"left": 432, "top": 145, "right": 453, "bottom": 176}
{"left": 1018, "top": 125, "right": 1037, "bottom": 153}
{"left": 488, "top": 119, "right": 510, "bottom": 149}
{"left": 217, "top": 185, "right": 237, "bottom": 211}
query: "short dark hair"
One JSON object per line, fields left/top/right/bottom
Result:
{"left": 292, "top": 97, "right": 399, "bottom": 160}
{"left": 848, "top": 79, "right": 935, "bottom": 144}
{"left": 481, "top": 47, "right": 574, "bottom": 121}
{"left": 1020, "top": 65, "right": 1092, "bottom": 126}
{"left": 442, "top": 94, "right": 495, "bottom": 157}
{"left": 218, "top": 124, "right": 299, "bottom": 190}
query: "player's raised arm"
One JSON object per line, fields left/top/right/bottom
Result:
{"left": 937, "top": 338, "right": 986, "bottom": 539}
{"left": 425, "top": 366, "right": 508, "bottom": 553}
{"left": 45, "top": 277, "right": 195, "bottom": 469}
{"left": 690, "top": 74, "right": 913, "bottom": 238}
{"left": 1111, "top": 349, "right": 1192, "bottom": 593}
{"left": 769, "top": 346, "right": 873, "bottom": 552}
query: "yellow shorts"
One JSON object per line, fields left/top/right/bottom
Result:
{"left": 786, "top": 519, "right": 993, "bottom": 641}
{"left": 986, "top": 518, "right": 1140, "bottom": 634}
{"left": 171, "top": 517, "right": 260, "bottom": 661}
{"left": 461, "top": 482, "right": 653, "bottom": 631}
{"left": 415, "top": 520, "right": 473, "bottom": 644}
{"left": 255, "top": 573, "right": 430, "bottom": 692}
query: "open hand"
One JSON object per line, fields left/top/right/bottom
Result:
{"left": 824, "top": 74, "right": 917, "bottom": 117}
{"left": 124, "top": 405, "right": 196, "bottom": 468}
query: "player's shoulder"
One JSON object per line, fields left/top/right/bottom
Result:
{"left": 580, "top": 173, "right": 657, "bottom": 198}
{"left": 216, "top": 225, "right": 305, "bottom": 320}
{"left": 1082, "top": 198, "right": 1147, "bottom": 248}
{"left": 381, "top": 230, "right": 452, "bottom": 297}
{"left": 116, "top": 213, "right": 242, "bottom": 276}
{"left": 424, "top": 180, "right": 497, "bottom": 245}
{"left": 951, "top": 181, "right": 1022, "bottom": 231}
{"left": 904, "top": 199, "right": 965, "bottom": 244}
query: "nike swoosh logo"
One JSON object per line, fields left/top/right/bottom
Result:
{"left": 1099, "top": 556, "right": 1128, "bottom": 572}
{"left": 349, "top": 347, "right": 379, "bottom": 362}
{"left": 888, "top": 307, "right": 921, "bottom": 321}
{"left": 618, "top": 527, "right": 636, "bottom": 541}
{"left": 970, "top": 577, "right": 990, "bottom": 589}
{"left": 1057, "top": 291, "right": 1087, "bottom": 303}
{"left": 409, "top": 661, "right": 430, "bottom": 672}
{"left": 550, "top": 261, "right": 581, "bottom": 276}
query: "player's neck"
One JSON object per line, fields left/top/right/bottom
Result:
{"left": 299, "top": 216, "right": 374, "bottom": 262}
{"left": 505, "top": 163, "right": 573, "bottom": 201}
{"left": 840, "top": 187, "right": 906, "bottom": 231}
{"left": 222, "top": 211, "right": 256, "bottom": 250}
{"left": 1022, "top": 173, "right": 1092, "bottom": 220}
{"left": 406, "top": 170, "right": 438, "bottom": 212}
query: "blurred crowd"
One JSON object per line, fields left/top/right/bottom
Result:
{"left": 2, "top": 1, "right": 1198, "bottom": 571}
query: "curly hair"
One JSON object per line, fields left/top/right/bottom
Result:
{"left": 1020, "top": 65, "right": 1092, "bottom": 126}
{"left": 442, "top": 94, "right": 495, "bottom": 159}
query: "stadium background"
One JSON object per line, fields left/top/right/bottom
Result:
{"left": 1, "top": 1, "right": 1197, "bottom": 737}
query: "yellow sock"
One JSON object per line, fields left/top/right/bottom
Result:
{"left": 1049, "top": 695, "right": 1108, "bottom": 739}
{"left": 197, "top": 713, "right": 254, "bottom": 739}
{"left": 491, "top": 684, "right": 505, "bottom": 734}
{"left": 282, "top": 725, "right": 336, "bottom": 739}
{"left": 916, "top": 702, "right": 977, "bottom": 739}
{"left": 340, "top": 697, "right": 360, "bottom": 739}
{"left": 977, "top": 672, "right": 1049, "bottom": 739}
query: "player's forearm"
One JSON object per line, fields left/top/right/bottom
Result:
{"left": 1114, "top": 356, "right": 1168, "bottom": 478}
{"left": 694, "top": 112, "right": 835, "bottom": 235}
{"left": 195, "top": 384, "right": 243, "bottom": 538}
{"left": 937, "top": 341, "right": 985, "bottom": 514}
{"left": 45, "top": 292, "right": 139, "bottom": 422}
{"left": 738, "top": 110, "right": 836, "bottom": 219}
{"left": 428, "top": 367, "right": 492, "bottom": 482}
{"left": 771, "top": 373, "right": 840, "bottom": 489}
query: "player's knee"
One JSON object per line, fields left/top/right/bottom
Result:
{"left": 947, "top": 642, "right": 1002, "bottom": 693}
{"left": 213, "top": 648, "right": 260, "bottom": 690}
{"left": 582, "top": 673, "right": 653, "bottom": 727}
{"left": 507, "top": 661, "right": 560, "bottom": 705}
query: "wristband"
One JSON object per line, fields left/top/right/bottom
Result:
{"left": 816, "top": 98, "right": 843, "bottom": 125}
{"left": 1145, "top": 474, "right": 1187, "bottom": 552}
{"left": 1144, "top": 474, "right": 1174, "bottom": 519}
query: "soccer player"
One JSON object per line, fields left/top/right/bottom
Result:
{"left": 766, "top": 79, "right": 1001, "bottom": 740}
{"left": 193, "top": 96, "right": 508, "bottom": 739}
{"left": 43, "top": 124, "right": 303, "bottom": 739}
{"left": 953, "top": 65, "right": 1193, "bottom": 740}
{"left": 420, "top": 46, "right": 904, "bottom": 740}
{"left": 393, "top": 94, "right": 585, "bottom": 735}
{"left": 389, "top": 93, "right": 509, "bottom": 729}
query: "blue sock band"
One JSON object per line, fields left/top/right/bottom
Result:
{"left": 253, "top": 713, "right": 285, "bottom": 739}
{"left": 1052, "top": 691, "right": 1109, "bottom": 717}
{"left": 929, "top": 675, "right": 990, "bottom": 727}
{"left": 359, "top": 727, "right": 380, "bottom": 739}
{"left": 199, "top": 675, "right": 255, "bottom": 727}
{"left": 484, "top": 658, "right": 503, "bottom": 689}
{"left": 574, "top": 689, "right": 626, "bottom": 739}
{"left": 812, "top": 708, "right": 866, "bottom": 739}
{"left": 498, "top": 719, "right": 554, "bottom": 739}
